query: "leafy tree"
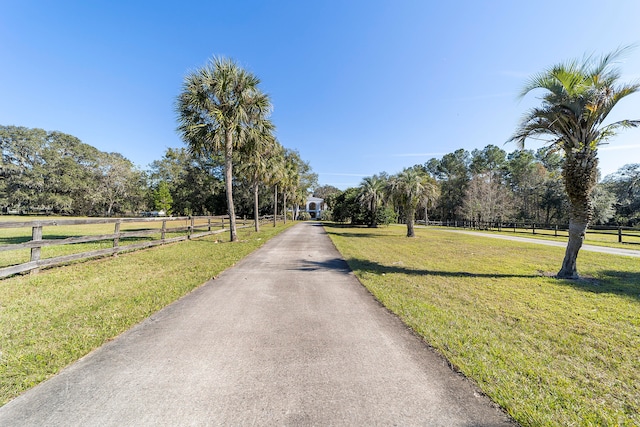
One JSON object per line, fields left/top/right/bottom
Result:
{"left": 177, "top": 56, "right": 271, "bottom": 241}
{"left": 505, "top": 149, "right": 546, "bottom": 221}
{"left": 332, "top": 187, "right": 367, "bottom": 224}
{"left": 428, "top": 149, "right": 470, "bottom": 220}
{"left": 603, "top": 163, "right": 640, "bottom": 226}
{"left": 509, "top": 47, "right": 640, "bottom": 278}
{"left": 590, "top": 184, "right": 616, "bottom": 225}
{"left": 313, "top": 185, "right": 341, "bottom": 201}
{"left": 96, "top": 152, "right": 146, "bottom": 216}
{"left": 148, "top": 147, "right": 225, "bottom": 216}
{"left": 152, "top": 181, "right": 173, "bottom": 215}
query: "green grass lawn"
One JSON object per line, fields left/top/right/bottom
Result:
{"left": 325, "top": 223, "right": 639, "bottom": 426}
{"left": 0, "top": 222, "right": 293, "bottom": 406}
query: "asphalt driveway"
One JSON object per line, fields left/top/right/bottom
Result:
{"left": 0, "top": 222, "right": 514, "bottom": 426}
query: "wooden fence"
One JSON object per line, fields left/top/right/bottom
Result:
{"left": 0, "top": 215, "right": 280, "bottom": 279}
{"left": 419, "top": 220, "right": 640, "bottom": 244}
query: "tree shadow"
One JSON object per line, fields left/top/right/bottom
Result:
{"left": 556, "top": 270, "right": 640, "bottom": 301}
{"left": 346, "top": 257, "right": 541, "bottom": 279}
{"left": 322, "top": 223, "right": 385, "bottom": 239}
{"left": 290, "top": 257, "right": 352, "bottom": 273}
{"left": 294, "top": 256, "right": 541, "bottom": 279}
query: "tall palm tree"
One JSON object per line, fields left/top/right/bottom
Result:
{"left": 237, "top": 119, "right": 278, "bottom": 232}
{"left": 358, "top": 175, "right": 386, "bottom": 227}
{"left": 280, "top": 151, "right": 301, "bottom": 224}
{"left": 176, "top": 56, "right": 271, "bottom": 242}
{"left": 419, "top": 174, "right": 440, "bottom": 225}
{"left": 390, "top": 168, "right": 436, "bottom": 237}
{"left": 509, "top": 48, "right": 639, "bottom": 278}
{"left": 266, "top": 146, "right": 285, "bottom": 227}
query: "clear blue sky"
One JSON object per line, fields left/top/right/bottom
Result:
{"left": 2, "top": 1, "right": 640, "bottom": 189}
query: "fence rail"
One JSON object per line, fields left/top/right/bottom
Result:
{"left": 418, "top": 220, "right": 640, "bottom": 244}
{"left": 0, "top": 215, "right": 281, "bottom": 279}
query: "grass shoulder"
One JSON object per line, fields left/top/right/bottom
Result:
{"left": 324, "top": 223, "right": 639, "bottom": 426}
{"left": 0, "top": 222, "right": 295, "bottom": 406}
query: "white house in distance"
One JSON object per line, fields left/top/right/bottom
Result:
{"left": 304, "top": 196, "right": 326, "bottom": 219}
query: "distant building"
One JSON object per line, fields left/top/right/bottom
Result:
{"left": 304, "top": 196, "right": 326, "bottom": 219}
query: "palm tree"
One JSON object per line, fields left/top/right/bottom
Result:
{"left": 237, "top": 119, "right": 278, "bottom": 232}
{"left": 280, "top": 151, "right": 301, "bottom": 224}
{"left": 509, "top": 47, "right": 639, "bottom": 278}
{"left": 358, "top": 175, "right": 386, "bottom": 227}
{"left": 176, "top": 56, "right": 271, "bottom": 242}
{"left": 266, "top": 147, "right": 285, "bottom": 227}
{"left": 419, "top": 174, "right": 440, "bottom": 226}
{"left": 390, "top": 168, "right": 436, "bottom": 237}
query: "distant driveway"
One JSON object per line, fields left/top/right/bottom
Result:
{"left": 438, "top": 228, "right": 640, "bottom": 258}
{"left": 0, "top": 222, "right": 514, "bottom": 426}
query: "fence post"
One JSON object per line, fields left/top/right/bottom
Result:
{"left": 532, "top": 223, "right": 536, "bottom": 235}
{"left": 208, "top": 217, "right": 211, "bottom": 232}
{"left": 161, "top": 220, "right": 167, "bottom": 241}
{"left": 619, "top": 227, "right": 623, "bottom": 243}
{"left": 30, "top": 224, "right": 43, "bottom": 274}
{"left": 113, "top": 221, "right": 121, "bottom": 248}
{"left": 555, "top": 224, "right": 558, "bottom": 237}
{"left": 222, "top": 217, "right": 225, "bottom": 229}
{"left": 188, "top": 216, "right": 194, "bottom": 239}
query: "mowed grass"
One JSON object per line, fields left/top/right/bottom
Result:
{"left": 0, "top": 222, "right": 294, "bottom": 406}
{"left": 325, "top": 224, "right": 640, "bottom": 426}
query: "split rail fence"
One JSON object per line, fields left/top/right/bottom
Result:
{"left": 0, "top": 215, "right": 280, "bottom": 279}
{"left": 420, "top": 220, "right": 640, "bottom": 245}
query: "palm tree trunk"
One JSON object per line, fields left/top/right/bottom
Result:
{"left": 406, "top": 208, "right": 416, "bottom": 237}
{"left": 273, "top": 184, "right": 278, "bottom": 227}
{"left": 224, "top": 132, "right": 238, "bottom": 242}
{"left": 253, "top": 182, "right": 260, "bottom": 232}
{"left": 283, "top": 193, "right": 287, "bottom": 224}
{"left": 557, "top": 151, "right": 597, "bottom": 279}
{"left": 557, "top": 218, "right": 587, "bottom": 278}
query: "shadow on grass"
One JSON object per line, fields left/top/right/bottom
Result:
{"left": 322, "top": 223, "right": 389, "bottom": 239}
{"left": 296, "top": 256, "right": 541, "bottom": 279}
{"left": 557, "top": 270, "right": 640, "bottom": 301}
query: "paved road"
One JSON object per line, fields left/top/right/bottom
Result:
{"left": 0, "top": 222, "right": 514, "bottom": 426}
{"left": 438, "top": 229, "right": 640, "bottom": 258}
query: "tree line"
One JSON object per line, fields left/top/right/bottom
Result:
{"left": 318, "top": 144, "right": 639, "bottom": 228}
{"left": 0, "top": 126, "right": 316, "bottom": 222}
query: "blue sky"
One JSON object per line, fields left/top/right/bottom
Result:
{"left": 2, "top": 1, "right": 640, "bottom": 189}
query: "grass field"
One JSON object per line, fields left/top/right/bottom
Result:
{"left": 326, "top": 224, "right": 639, "bottom": 426}
{"left": 0, "top": 222, "right": 294, "bottom": 406}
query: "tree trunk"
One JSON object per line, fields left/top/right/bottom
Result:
{"left": 253, "top": 182, "right": 260, "bottom": 232}
{"left": 283, "top": 193, "right": 287, "bottom": 224}
{"left": 557, "top": 149, "right": 598, "bottom": 278}
{"left": 406, "top": 208, "right": 416, "bottom": 237}
{"left": 224, "top": 132, "right": 238, "bottom": 242}
{"left": 557, "top": 218, "right": 587, "bottom": 278}
{"left": 273, "top": 184, "right": 278, "bottom": 227}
